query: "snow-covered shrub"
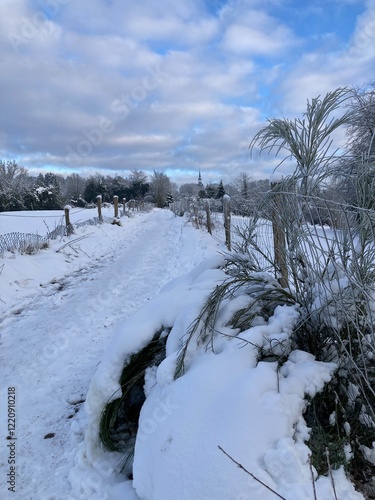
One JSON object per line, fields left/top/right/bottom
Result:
{"left": 237, "top": 174, "right": 375, "bottom": 496}
{"left": 174, "top": 254, "right": 296, "bottom": 379}
{"left": 246, "top": 83, "right": 375, "bottom": 493}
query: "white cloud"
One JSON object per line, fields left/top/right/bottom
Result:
{"left": 222, "top": 23, "right": 296, "bottom": 55}
{"left": 0, "top": 0, "right": 372, "bottom": 184}
{"left": 277, "top": 2, "right": 375, "bottom": 115}
{"left": 347, "top": 0, "right": 375, "bottom": 61}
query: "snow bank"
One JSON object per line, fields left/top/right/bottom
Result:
{"left": 82, "top": 287, "right": 361, "bottom": 499}
{"left": 69, "top": 254, "right": 227, "bottom": 498}
{"left": 132, "top": 320, "right": 350, "bottom": 499}
{"left": 83, "top": 255, "right": 226, "bottom": 461}
{"left": 67, "top": 215, "right": 363, "bottom": 499}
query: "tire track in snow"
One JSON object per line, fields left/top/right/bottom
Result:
{"left": 0, "top": 209, "right": 218, "bottom": 500}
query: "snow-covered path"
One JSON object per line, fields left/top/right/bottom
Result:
{"left": 0, "top": 209, "right": 219, "bottom": 499}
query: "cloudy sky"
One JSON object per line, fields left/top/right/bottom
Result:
{"left": 1, "top": 0, "right": 374, "bottom": 185}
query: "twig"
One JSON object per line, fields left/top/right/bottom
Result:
{"left": 76, "top": 246, "right": 90, "bottom": 258}
{"left": 56, "top": 233, "right": 93, "bottom": 253}
{"left": 218, "top": 446, "right": 287, "bottom": 500}
{"left": 308, "top": 454, "right": 318, "bottom": 500}
{"left": 326, "top": 447, "right": 338, "bottom": 500}
{"left": 43, "top": 219, "right": 51, "bottom": 236}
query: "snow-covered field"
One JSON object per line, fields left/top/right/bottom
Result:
{"left": 0, "top": 208, "right": 365, "bottom": 499}
{"left": 0, "top": 207, "right": 114, "bottom": 236}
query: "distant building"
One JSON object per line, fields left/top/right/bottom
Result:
{"left": 198, "top": 170, "right": 203, "bottom": 189}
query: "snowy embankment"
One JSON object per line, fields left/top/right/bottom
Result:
{"left": 0, "top": 208, "right": 364, "bottom": 499}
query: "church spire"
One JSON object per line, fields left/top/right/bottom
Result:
{"left": 198, "top": 169, "right": 203, "bottom": 188}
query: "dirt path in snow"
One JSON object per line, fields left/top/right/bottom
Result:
{"left": 0, "top": 210, "right": 216, "bottom": 500}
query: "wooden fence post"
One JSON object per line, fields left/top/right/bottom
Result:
{"left": 122, "top": 198, "right": 126, "bottom": 214}
{"left": 97, "top": 195, "right": 103, "bottom": 222}
{"left": 205, "top": 200, "right": 212, "bottom": 235}
{"left": 64, "top": 205, "right": 74, "bottom": 235}
{"left": 271, "top": 182, "right": 288, "bottom": 288}
{"left": 223, "top": 195, "right": 231, "bottom": 251}
{"left": 193, "top": 204, "right": 199, "bottom": 228}
{"left": 113, "top": 195, "right": 119, "bottom": 218}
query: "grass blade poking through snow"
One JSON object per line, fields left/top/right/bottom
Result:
{"left": 174, "top": 254, "right": 296, "bottom": 379}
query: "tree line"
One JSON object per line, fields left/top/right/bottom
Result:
{"left": 0, "top": 159, "right": 266, "bottom": 214}
{"left": 1, "top": 83, "right": 373, "bottom": 214}
{"left": 0, "top": 167, "right": 174, "bottom": 212}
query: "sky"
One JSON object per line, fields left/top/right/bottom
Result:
{"left": 0, "top": 0, "right": 374, "bottom": 186}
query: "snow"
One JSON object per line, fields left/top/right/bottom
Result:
{"left": 269, "top": 172, "right": 284, "bottom": 184}
{"left": 0, "top": 207, "right": 111, "bottom": 236}
{"left": 0, "top": 208, "right": 365, "bottom": 499}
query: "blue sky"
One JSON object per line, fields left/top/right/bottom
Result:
{"left": 0, "top": 0, "right": 374, "bottom": 186}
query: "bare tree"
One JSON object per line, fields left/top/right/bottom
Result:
{"left": 346, "top": 82, "right": 375, "bottom": 159}
{"left": 234, "top": 172, "right": 252, "bottom": 198}
{"left": 331, "top": 83, "right": 375, "bottom": 205}
{"left": 179, "top": 183, "right": 199, "bottom": 199}
{"left": 0, "top": 160, "right": 31, "bottom": 211}
{"left": 150, "top": 170, "right": 172, "bottom": 208}
{"left": 63, "top": 173, "right": 86, "bottom": 201}
{"left": 0, "top": 160, "right": 28, "bottom": 192}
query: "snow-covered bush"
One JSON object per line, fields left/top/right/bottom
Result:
{"left": 246, "top": 87, "right": 375, "bottom": 496}
{"left": 91, "top": 250, "right": 363, "bottom": 499}
{"left": 237, "top": 177, "right": 375, "bottom": 497}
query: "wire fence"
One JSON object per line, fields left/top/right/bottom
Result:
{"left": 0, "top": 218, "right": 98, "bottom": 258}
{"left": 267, "top": 190, "right": 375, "bottom": 493}
{"left": 0, "top": 232, "right": 49, "bottom": 257}
{"left": 218, "top": 190, "right": 375, "bottom": 348}
{"left": 0, "top": 206, "right": 122, "bottom": 258}
{"left": 0, "top": 199, "right": 156, "bottom": 258}
{"left": 247, "top": 190, "right": 375, "bottom": 493}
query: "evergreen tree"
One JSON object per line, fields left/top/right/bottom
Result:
{"left": 216, "top": 180, "right": 226, "bottom": 199}
{"left": 205, "top": 184, "right": 217, "bottom": 199}
{"left": 83, "top": 177, "right": 98, "bottom": 203}
{"left": 108, "top": 175, "right": 130, "bottom": 201}
{"left": 83, "top": 175, "right": 108, "bottom": 203}
{"left": 198, "top": 188, "right": 206, "bottom": 199}
{"left": 129, "top": 170, "right": 149, "bottom": 200}
{"left": 33, "top": 173, "right": 63, "bottom": 209}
